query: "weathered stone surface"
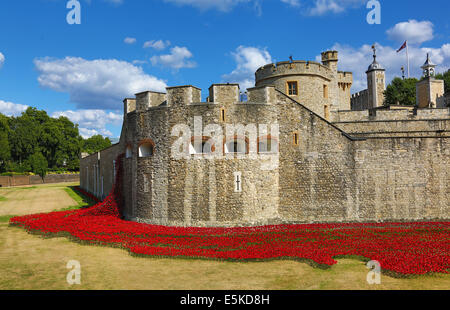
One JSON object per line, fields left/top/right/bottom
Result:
{"left": 80, "top": 51, "right": 449, "bottom": 227}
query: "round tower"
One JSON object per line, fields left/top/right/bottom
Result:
{"left": 254, "top": 53, "right": 336, "bottom": 118}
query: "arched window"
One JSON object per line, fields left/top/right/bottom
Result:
{"left": 189, "top": 136, "right": 214, "bottom": 154}
{"left": 125, "top": 145, "right": 132, "bottom": 158}
{"left": 258, "top": 136, "right": 278, "bottom": 154}
{"left": 224, "top": 136, "right": 248, "bottom": 154}
{"left": 138, "top": 140, "right": 155, "bottom": 158}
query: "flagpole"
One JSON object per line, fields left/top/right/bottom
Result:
{"left": 406, "top": 40, "right": 410, "bottom": 78}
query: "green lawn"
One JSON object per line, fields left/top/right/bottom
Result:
{"left": 1, "top": 183, "right": 449, "bottom": 290}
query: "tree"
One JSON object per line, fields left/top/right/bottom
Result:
{"left": 82, "top": 135, "right": 112, "bottom": 154}
{"left": 435, "top": 70, "right": 450, "bottom": 96}
{"left": 384, "top": 77, "right": 418, "bottom": 106}
{"left": 0, "top": 113, "right": 11, "bottom": 172}
{"left": 2, "top": 106, "right": 112, "bottom": 173}
{"left": 28, "top": 152, "right": 48, "bottom": 180}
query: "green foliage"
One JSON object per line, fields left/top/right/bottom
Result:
{"left": 0, "top": 113, "right": 11, "bottom": 172}
{"left": 435, "top": 70, "right": 450, "bottom": 96}
{"left": 384, "top": 77, "right": 419, "bottom": 106}
{"left": 1, "top": 106, "right": 113, "bottom": 174}
{"left": 82, "top": 135, "right": 112, "bottom": 154}
{"left": 28, "top": 152, "right": 48, "bottom": 180}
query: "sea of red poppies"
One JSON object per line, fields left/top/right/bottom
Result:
{"left": 9, "top": 155, "right": 450, "bottom": 275}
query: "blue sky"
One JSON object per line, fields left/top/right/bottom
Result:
{"left": 0, "top": 0, "right": 449, "bottom": 138}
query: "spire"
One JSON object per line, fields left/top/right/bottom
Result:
{"left": 372, "top": 44, "right": 377, "bottom": 62}
{"left": 367, "top": 43, "right": 384, "bottom": 72}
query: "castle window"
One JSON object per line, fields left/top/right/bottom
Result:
{"left": 125, "top": 145, "right": 132, "bottom": 158}
{"left": 324, "top": 105, "right": 330, "bottom": 120}
{"left": 220, "top": 108, "right": 226, "bottom": 122}
{"left": 323, "top": 85, "right": 328, "bottom": 99}
{"left": 234, "top": 172, "right": 242, "bottom": 193}
{"left": 224, "top": 136, "right": 248, "bottom": 154}
{"left": 258, "top": 136, "right": 279, "bottom": 154}
{"left": 287, "top": 81, "right": 298, "bottom": 96}
{"left": 138, "top": 140, "right": 155, "bottom": 158}
{"left": 293, "top": 132, "right": 299, "bottom": 146}
{"left": 190, "top": 136, "right": 214, "bottom": 154}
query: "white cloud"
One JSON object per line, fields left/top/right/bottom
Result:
{"left": 124, "top": 37, "right": 137, "bottom": 44}
{"left": 0, "top": 100, "right": 28, "bottom": 117}
{"left": 34, "top": 57, "right": 167, "bottom": 110}
{"left": 143, "top": 40, "right": 171, "bottom": 50}
{"left": 0, "top": 52, "right": 4, "bottom": 68}
{"left": 307, "top": 0, "right": 365, "bottom": 16}
{"left": 52, "top": 109, "right": 123, "bottom": 138}
{"left": 222, "top": 46, "right": 272, "bottom": 90}
{"left": 281, "top": 0, "right": 300, "bottom": 7}
{"left": 387, "top": 20, "right": 434, "bottom": 45}
{"left": 318, "top": 42, "right": 450, "bottom": 93}
{"left": 78, "top": 127, "right": 113, "bottom": 139}
{"left": 163, "top": 0, "right": 250, "bottom": 12}
{"left": 150, "top": 46, "right": 196, "bottom": 70}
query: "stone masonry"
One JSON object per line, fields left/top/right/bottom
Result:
{"left": 80, "top": 49, "right": 450, "bottom": 227}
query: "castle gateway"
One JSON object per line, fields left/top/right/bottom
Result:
{"left": 80, "top": 50, "right": 450, "bottom": 227}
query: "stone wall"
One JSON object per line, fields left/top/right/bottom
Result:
{"left": 276, "top": 92, "right": 448, "bottom": 223}
{"left": 80, "top": 143, "right": 121, "bottom": 200}
{"left": 80, "top": 82, "right": 449, "bottom": 227}
{"left": 333, "top": 107, "right": 450, "bottom": 122}
{"left": 350, "top": 89, "right": 369, "bottom": 111}
{"left": 0, "top": 174, "right": 79, "bottom": 187}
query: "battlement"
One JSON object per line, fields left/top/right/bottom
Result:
{"left": 208, "top": 84, "right": 240, "bottom": 103}
{"left": 246, "top": 85, "right": 276, "bottom": 104}
{"left": 135, "top": 90, "right": 167, "bottom": 111}
{"left": 255, "top": 60, "right": 332, "bottom": 85}
{"left": 333, "top": 107, "right": 450, "bottom": 122}
{"left": 351, "top": 89, "right": 369, "bottom": 100}
{"left": 123, "top": 98, "right": 136, "bottom": 115}
{"left": 338, "top": 71, "right": 353, "bottom": 84}
{"left": 124, "top": 84, "right": 278, "bottom": 114}
{"left": 321, "top": 50, "right": 338, "bottom": 62}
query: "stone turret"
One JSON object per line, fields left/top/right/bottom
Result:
{"left": 416, "top": 54, "right": 445, "bottom": 108}
{"left": 321, "top": 50, "right": 338, "bottom": 72}
{"left": 366, "top": 44, "right": 385, "bottom": 109}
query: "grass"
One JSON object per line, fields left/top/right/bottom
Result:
{"left": 0, "top": 214, "right": 16, "bottom": 223}
{"left": 53, "top": 186, "right": 98, "bottom": 212}
{"left": 1, "top": 182, "right": 449, "bottom": 290}
{"left": 0, "top": 196, "right": 6, "bottom": 202}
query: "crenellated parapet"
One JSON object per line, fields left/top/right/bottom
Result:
{"left": 123, "top": 84, "right": 278, "bottom": 116}
{"left": 255, "top": 61, "right": 333, "bottom": 85}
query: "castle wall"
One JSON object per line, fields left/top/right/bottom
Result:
{"left": 80, "top": 143, "right": 121, "bottom": 200}
{"left": 120, "top": 85, "right": 281, "bottom": 226}
{"left": 333, "top": 119, "right": 450, "bottom": 138}
{"left": 333, "top": 107, "right": 450, "bottom": 122}
{"left": 276, "top": 92, "right": 449, "bottom": 223}
{"left": 350, "top": 89, "right": 369, "bottom": 111}
{"left": 350, "top": 137, "right": 448, "bottom": 221}
{"left": 276, "top": 92, "right": 356, "bottom": 222}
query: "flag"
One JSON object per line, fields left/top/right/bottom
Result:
{"left": 397, "top": 41, "right": 407, "bottom": 53}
